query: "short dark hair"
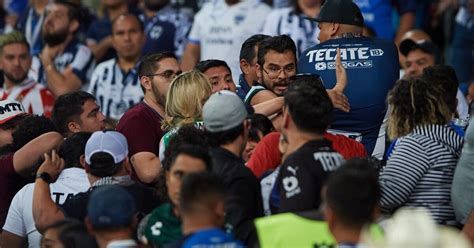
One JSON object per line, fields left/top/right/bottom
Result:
{"left": 248, "top": 113, "right": 274, "bottom": 142}
{"left": 179, "top": 172, "right": 225, "bottom": 214}
{"left": 51, "top": 219, "right": 98, "bottom": 248}
{"left": 284, "top": 75, "right": 332, "bottom": 134}
{"left": 164, "top": 144, "right": 212, "bottom": 172}
{"left": 111, "top": 13, "right": 144, "bottom": 34}
{"left": 257, "top": 35, "right": 297, "bottom": 66}
{"left": 240, "top": 34, "right": 270, "bottom": 62}
{"left": 0, "top": 115, "right": 55, "bottom": 154}
{"left": 138, "top": 52, "right": 177, "bottom": 77}
{"left": 159, "top": 143, "right": 212, "bottom": 202}
{"left": 195, "top": 59, "right": 231, "bottom": 74}
{"left": 206, "top": 123, "right": 245, "bottom": 147}
{"left": 52, "top": 91, "right": 96, "bottom": 136}
{"left": 325, "top": 158, "right": 380, "bottom": 228}
{"left": 88, "top": 152, "right": 123, "bottom": 178}
{"left": 59, "top": 132, "right": 92, "bottom": 169}
{"left": 422, "top": 65, "right": 459, "bottom": 116}
{"left": 52, "top": 0, "right": 81, "bottom": 22}
{"left": 164, "top": 125, "right": 210, "bottom": 161}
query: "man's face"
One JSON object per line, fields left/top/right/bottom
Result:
{"left": 204, "top": 66, "right": 236, "bottom": 93}
{"left": 43, "top": 4, "right": 74, "bottom": 46}
{"left": 112, "top": 16, "right": 145, "bottom": 61}
{"left": 317, "top": 22, "right": 333, "bottom": 43}
{"left": 150, "top": 58, "right": 181, "bottom": 106}
{"left": 242, "top": 45, "right": 259, "bottom": 83}
{"left": 259, "top": 50, "right": 296, "bottom": 96}
{"left": 166, "top": 154, "right": 207, "bottom": 207}
{"left": 1, "top": 43, "right": 31, "bottom": 84}
{"left": 77, "top": 100, "right": 106, "bottom": 132}
{"left": 403, "top": 49, "right": 435, "bottom": 79}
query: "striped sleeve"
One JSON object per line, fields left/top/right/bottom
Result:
{"left": 379, "top": 136, "right": 430, "bottom": 213}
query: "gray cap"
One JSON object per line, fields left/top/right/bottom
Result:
{"left": 203, "top": 90, "right": 247, "bottom": 132}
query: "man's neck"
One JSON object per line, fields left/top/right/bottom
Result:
{"left": 143, "top": 94, "right": 165, "bottom": 117}
{"left": 331, "top": 226, "right": 362, "bottom": 245}
{"left": 94, "top": 229, "right": 133, "bottom": 248}
{"left": 243, "top": 74, "right": 254, "bottom": 88}
{"left": 298, "top": 0, "right": 320, "bottom": 17}
{"left": 3, "top": 79, "right": 24, "bottom": 91}
{"left": 108, "top": 4, "right": 129, "bottom": 20}
{"left": 285, "top": 130, "right": 324, "bottom": 154}
{"left": 182, "top": 215, "right": 217, "bottom": 236}
{"left": 220, "top": 142, "right": 242, "bottom": 158}
{"left": 117, "top": 56, "right": 139, "bottom": 73}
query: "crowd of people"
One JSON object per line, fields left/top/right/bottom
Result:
{"left": 0, "top": 0, "right": 473, "bottom": 247}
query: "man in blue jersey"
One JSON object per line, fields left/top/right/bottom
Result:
{"left": 139, "top": 0, "right": 192, "bottom": 58}
{"left": 299, "top": 0, "right": 399, "bottom": 158}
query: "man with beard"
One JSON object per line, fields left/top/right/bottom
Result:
{"left": 139, "top": 0, "right": 192, "bottom": 58}
{"left": 116, "top": 52, "right": 181, "bottom": 184}
{"left": 88, "top": 14, "right": 145, "bottom": 124}
{"left": 0, "top": 31, "right": 54, "bottom": 117}
{"left": 245, "top": 35, "right": 349, "bottom": 130}
{"left": 30, "top": 0, "right": 95, "bottom": 97}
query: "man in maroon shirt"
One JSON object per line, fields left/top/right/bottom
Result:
{"left": 116, "top": 52, "right": 181, "bottom": 184}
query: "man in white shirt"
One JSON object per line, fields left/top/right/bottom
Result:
{"left": 181, "top": 0, "right": 271, "bottom": 83}
{"left": 1, "top": 133, "right": 91, "bottom": 248}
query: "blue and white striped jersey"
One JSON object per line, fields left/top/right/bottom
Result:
{"left": 29, "top": 41, "right": 95, "bottom": 89}
{"left": 88, "top": 58, "right": 143, "bottom": 121}
{"left": 380, "top": 124, "right": 463, "bottom": 226}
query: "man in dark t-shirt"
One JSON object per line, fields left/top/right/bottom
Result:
{"left": 116, "top": 52, "right": 181, "bottom": 184}
{"left": 277, "top": 75, "right": 344, "bottom": 213}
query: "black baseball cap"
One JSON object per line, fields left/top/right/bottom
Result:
{"left": 306, "top": 0, "right": 364, "bottom": 27}
{"left": 399, "top": 39, "right": 437, "bottom": 56}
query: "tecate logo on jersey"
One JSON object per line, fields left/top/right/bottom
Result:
{"left": 306, "top": 47, "right": 384, "bottom": 70}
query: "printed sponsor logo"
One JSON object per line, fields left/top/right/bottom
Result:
{"left": 283, "top": 166, "right": 301, "bottom": 198}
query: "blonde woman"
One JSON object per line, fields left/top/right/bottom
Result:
{"left": 159, "top": 70, "right": 212, "bottom": 160}
{"left": 379, "top": 78, "right": 462, "bottom": 226}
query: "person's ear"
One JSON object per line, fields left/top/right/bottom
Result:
{"left": 123, "top": 157, "right": 132, "bottom": 175}
{"left": 140, "top": 76, "right": 152, "bottom": 92}
{"left": 69, "top": 19, "right": 80, "bottom": 34}
{"left": 240, "top": 59, "right": 250, "bottom": 74}
{"left": 68, "top": 121, "right": 81, "bottom": 133}
{"left": 331, "top": 23, "right": 340, "bottom": 37}
{"left": 80, "top": 155, "right": 86, "bottom": 169}
{"left": 84, "top": 217, "right": 94, "bottom": 234}
{"left": 282, "top": 108, "right": 290, "bottom": 129}
{"left": 371, "top": 204, "right": 381, "bottom": 222}
{"left": 215, "top": 200, "right": 226, "bottom": 227}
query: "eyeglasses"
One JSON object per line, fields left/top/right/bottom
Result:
{"left": 262, "top": 66, "right": 295, "bottom": 79}
{"left": 146, "top": 70, "right": 182, "bottom": 80}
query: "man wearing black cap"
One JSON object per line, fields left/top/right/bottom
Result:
{"left": 399, "top": 38, "right": 469, "bottom": 120}
{"left": 298, "top": 0, "right": 399, "bottom": 159}
{"left": 399, "top": 39, "right": 439, "bottom": 79}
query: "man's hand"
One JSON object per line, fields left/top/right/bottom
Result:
{"left": 39, "top": 45, "right": 62, "bottom": 66}
{"left": 37, "top": 150, "right": 64, "bottom": 183}
{"left": 327, "top": 48, "right": 350, "bottom": 112}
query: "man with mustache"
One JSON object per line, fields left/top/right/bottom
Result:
{"left": 30, "top": 0, "right": 95, "bottom": 97}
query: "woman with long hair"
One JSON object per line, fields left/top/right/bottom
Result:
{"left": 159, "top": 70, "right": 212, "bottom": 161}
{"left": 379, "top": 78, "right": 463, "bottom": 226}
